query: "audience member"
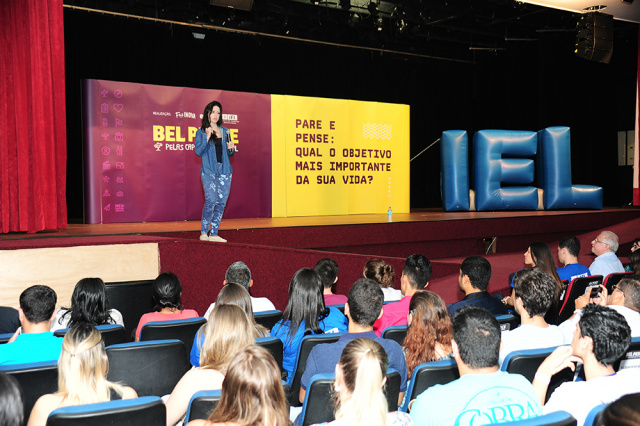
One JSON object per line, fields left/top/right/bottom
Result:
{"left": 499, "top": 269, "right": 564, "bottom": 365}
{"left": 185, "top": 345, "right": 290, "bottom": 426}
{"left": 626, "top": 250, "right": 640, "bottom": 273}
{"left": 403, "top": 291, "right": 453, "bottom": 378}
{"left": 410, "top": 306, "right": 542, "bottom": 426}
{"left": 311, "top": 338, "right": 413, "bottom": 426}
{"left": 590, "top": 231, "right": 625, "bottom": 276}
{"left": 50, "top": 277, "right": 124, "bottom": 332}
{"left": 0, "top": 372, "right": 24, "bottom": 426}
{"left": 556, "top": 236, "right": 590, "bottom": 282}
{"left": 373, "top": 255, "right": 431, "bottom": 336}
{"left": 272, "top": 268, "right": 348, "bottom": 379}
{"left": 27, "top": 324, "right": 137, "bottom": 426}
{"left": 448, "top": 256, "right": 507, "bottom": 318}
{"left": 315, "top": 258, "right": 347, "bottom": 305}
{"left": 165, "top": 305, "right": 254, "bottom": 426}
{"left": 0, "top": 307, "right": 20, "bottom": 335}
{"left": 558, "top": 276, "right": 640, "bottom": 342}
{"left": 205, "top": 261, "right": 276, "bottom": 318}
{"left": 632, "top": 239, "right": 640, "bottom": 253}
{"left": 595, "top": 393, "right": 640, "bottom": 426}
{"left": 0, "top": 285, "right": 62, "bottom": 366}
{"left": 190, "top": 282, "right": 268, "bottom": 366}
{"left": 534, "top": 305, "right": 640, "bottom": 426}
{"left": 364, "top": 259, "right": 401, "bottom": 302}
{"left": 135, "top": 272, "right": 199, "bottom": 341}
{"left": 299, "top": 278, "right": 407, "bottom": 405}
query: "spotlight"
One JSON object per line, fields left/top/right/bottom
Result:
{"left": 348, "top": 12, "right": 362, "bottom": 26}
{"left": 375, "top": 15, "right": 383, "bottom": 31}
{"left": 310, "top": 0, "right": 320, "bottom": 4}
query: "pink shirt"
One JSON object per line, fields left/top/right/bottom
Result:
{"left": 135, "top": 309, "right": 199, "bottom": 339}
{"left": 373, "top": 295, "right": 411, "bottom": 336}
{"left": 324, "top": 294, "right": 348, "bottom": 306}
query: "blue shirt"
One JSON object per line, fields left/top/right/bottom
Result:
{"left": 589, "top": 252, "right": 625, "bottom": 277}
{"left": 447, "top": 292, "right": 508, "bottom": 319}
{"left": 300, "top": 331, "right": 408, "bottom": 393}
{"left": 271, "top": 307, "right": 348, "bottom": 380}
{"left": 194, "top": 127, "right": 235, "bottom": 175}
{"left": 411, "top": 371, "right": 542, "bottom": 426}
{"left": 556, "top": 263, "right": 590, "bottom": 282}
{"left": 0, "top": 332, "right": 63, "bottom": 366}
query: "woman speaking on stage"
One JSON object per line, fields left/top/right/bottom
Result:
{"left": 195, "top": 100, "right": 235, "bottom": 243}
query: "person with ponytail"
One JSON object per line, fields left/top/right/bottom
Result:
{"left": 135, "top": 272, "right": 199, "bottom": 341}
{"left": 312, "top": 338, "right": 412, "bottom": 426}
{"left": 363, "top": 259, "right": 401, "bottom": 302}
{"left": 27, "top": 324, "right": 137, "bottom": 426}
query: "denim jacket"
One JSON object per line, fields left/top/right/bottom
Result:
{"left": 194, "top": 126, "right": 235, "bottom": 175}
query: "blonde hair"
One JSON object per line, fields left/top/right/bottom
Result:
{"left": 57, "top": 324, "right": 126, "bottom": 405}
{"left": 199, "top": 304, "right": 254, "bottom": 372}
{"left": 334, "top": 338, "right": 388, "bottom": 426}
{"left": 215, "top": 283, "right": 269, "bottom": 337}
{"left": 208, "top": 345, "right": 290, "bottom": 426}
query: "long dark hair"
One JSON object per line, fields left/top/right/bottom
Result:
{"left": 60, "top": 278, "right": 116, "bottom": 328}
{"left": 152, "top": 272, "right": 184, "bottom": 311}
{"left": 276, "top": 268, "right": 328, "bottom": 343}
{"left": 529, "top": 242, "right": 563, "bottom": 320}
{"left": 201, "top": 101, "right": 223, "bottom": 131}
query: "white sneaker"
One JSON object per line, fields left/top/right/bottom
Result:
{"left": 199, "top": 233, "right": 209, "bottom": 241}
{"left": 209, "top": 235, "right": 227, "bottom": 243}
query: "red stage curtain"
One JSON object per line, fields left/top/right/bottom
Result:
{"left": 0, "top": 0, "right": 67, "bottom": 233}
{"left": 635, "top": 28, "right": 640, "bottom": 206}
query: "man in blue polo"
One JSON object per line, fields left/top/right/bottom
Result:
{"left": 299, "top": 278, "right": 408, "bottom": 405}
{"left": 0, "top": 285, "right": 63, "bottom": 366}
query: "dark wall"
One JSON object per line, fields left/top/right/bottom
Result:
{"left": 64, "top": 9, "right": 638, "bottom": 221}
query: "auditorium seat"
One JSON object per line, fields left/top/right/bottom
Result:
{"left": 613, "top": 336, "right": 640, "bottom": 371}
{"left": 46, "top": 395, "right": 165, "bottom": 426}
{"left": 557, "top": 276, "right": 603, "bottom": 324}
{"left": 288, "top": 332, "right": 344, "bottom": 407}
{"left": 185, "top": 390, "right": 221, "bottom": 423}
{"left": 583, "top": 403, "right": 607, "bottom": 426}
{"left": 399, "top": 358, "right": 459, "bottom": 413}
{"left": 0, "top": 332, "right": 13, "bottom": 344}
{"left": 500, "top": 346, "right": 574, "bottom": 403}
{"left": 139, "top": 317, "right": 206, "bottom": 358}
{"left": 105, "top": 280, "right": 155, "bottom": 338}
{"left": 498, "top": 410, "right": 577, "bottom": 425}
{"left": 326, "top": 304, "right": 345, "bottom": 314}
{"left": 603, "top": 272, "right": 633, "bottom": 293}
{"left": 381, "top": 325, "right": 407, "bottom": 346}
{"left": 0, "top": 360, "right": 58, "bottom": 420}
{"left": 54, "top": 324, "right": 127, "bottom": 347}
{"left": 255, "top": 336, "right": 284, "bottom": 376}
{"left": 106, "top": 339, "right": 190, "bottom": 397}
{"left": 496, "top": 314, "right": 521, "bottom": 331}
{"left": 253, "top": 310, "right": 283, "bottom": 330}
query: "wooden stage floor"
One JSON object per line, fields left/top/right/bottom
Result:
{"left": 2, "top": 207, "right": 639, "bottom": 241}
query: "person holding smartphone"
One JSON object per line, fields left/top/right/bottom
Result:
{"left": 195, "top": 101, "right": 236, "bottom": 243}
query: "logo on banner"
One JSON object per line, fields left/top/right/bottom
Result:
{"left": 153, "top": 111, "right": 171, "bottom": 116}
{"left": 223, "top": 114, "right": 239, "bottom": 124}
{"left": 175, "top": 111, "right": 196, "bottom": 119}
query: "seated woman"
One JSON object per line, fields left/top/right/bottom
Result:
{"left": 363, "top": 259, "right": 401, "bottom": 302}
{"left": 135, "top": 272, "right": 199, "bottom": 341}
{"left": 190, "top": 282, "right": 269, "bottom": 366}
{"left": 626, "top": 249, "right": 640, "bottom": 273}
{"left": 314, "top": 338, "right": 413, "bottom": 426}
{"left": 186, "top": 345, "right": 290, "bottom": 426}
{"left": 27, "top": 324, "right": 138, "bottom": 426}
{"left": 272, "top": 267, "right": 347, "bottom": 380}
{"left": 165, "top": 304, "right": 254, "bottom": 426}
{"left": 51, "top": 277, "right": 124, "bottom": 332}
{"left": 403, "top": 291, "right": 453, "bottom": 379}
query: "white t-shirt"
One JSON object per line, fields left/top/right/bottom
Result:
{"left": 204, "top": 295, "right": 276, "bottom": 319}
{"left": 500, "top": 324, "right": 565, "bottom": 366}
{"left": 50, "top": 308, "right": 125, "bottom": 332}
{"left": 381, "top": 287, "right": 404, "bottom": 303}
{"left": 558, "top": 305, "right": 640, "bottom": 344}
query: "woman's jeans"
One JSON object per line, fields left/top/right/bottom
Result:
{"left": 201, "top": 164, "right": 232, "bottom": 235}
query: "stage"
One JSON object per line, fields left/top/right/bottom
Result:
{"left": 1, "top": 208, "right": 640, "bottom": 315}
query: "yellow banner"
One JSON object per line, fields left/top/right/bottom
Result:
{"left": 272, "top": 95, "right": 410, "bottom": 217}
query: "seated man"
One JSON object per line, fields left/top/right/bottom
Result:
{"left": 300, "top": 278, "right": 407, "bottom": 405}
{"left": 0, "top": 285, "right": 63, "bottom": 365}
{"left": 590, "top": 230, "right": 625, "bottom": 277}
{"left": 204, "top": 261, "right": 275, "bottom": 318}
{"left": 315, "top": 258, "right": 347, "bottom": 305}
{"left": 373, "top": 254, "right": 431, "bottom": 336}
{"left": 411, "top": 306, "right": 542, "bottom": 426}
{"left": 499, "top": 269, "right": 564, "bottom": 365}
{"left": 558, "top": 276, "right": 640, "bottom": 342}
{"left": 556, "top": 236, "right": 590, "bottom": 283}
{"left": 534, "top": 304, "right": 640, "bottom": 426}
{"left": 448, "top": 256, "right": 507, "bottom": 318}
{"left": 0, "top": 306, "right": 20, "bottom": 334}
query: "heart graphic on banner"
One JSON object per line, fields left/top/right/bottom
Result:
{"left": 113, "top": 104, "right": 124, "bottom": 112}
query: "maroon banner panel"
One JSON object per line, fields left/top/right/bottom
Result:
{"left": 83, "top": 80, "right": 272, "bottom": 224}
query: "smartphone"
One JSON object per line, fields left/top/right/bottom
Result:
{"left": 588, "top": 285, "right": 602, "bottom": 298}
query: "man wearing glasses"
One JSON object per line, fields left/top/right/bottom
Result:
{"left": 589, "top": 230, "right": 625, "bottom": 277}
{"left": 558, "top": 277, "right": 640, "bottom": 342}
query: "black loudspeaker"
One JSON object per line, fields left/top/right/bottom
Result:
{"left": 575, "top": 12, "right": 614, "bottom": 64}
{"left": 210, "top": 0, "right": 254, "bottom": 11}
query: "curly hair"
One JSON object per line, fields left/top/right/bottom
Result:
{"left": 402, "top": 291, "right": 453, "bottom": 377}
{"left": 363, "top": 259, "right": 395, "bottom": 288}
